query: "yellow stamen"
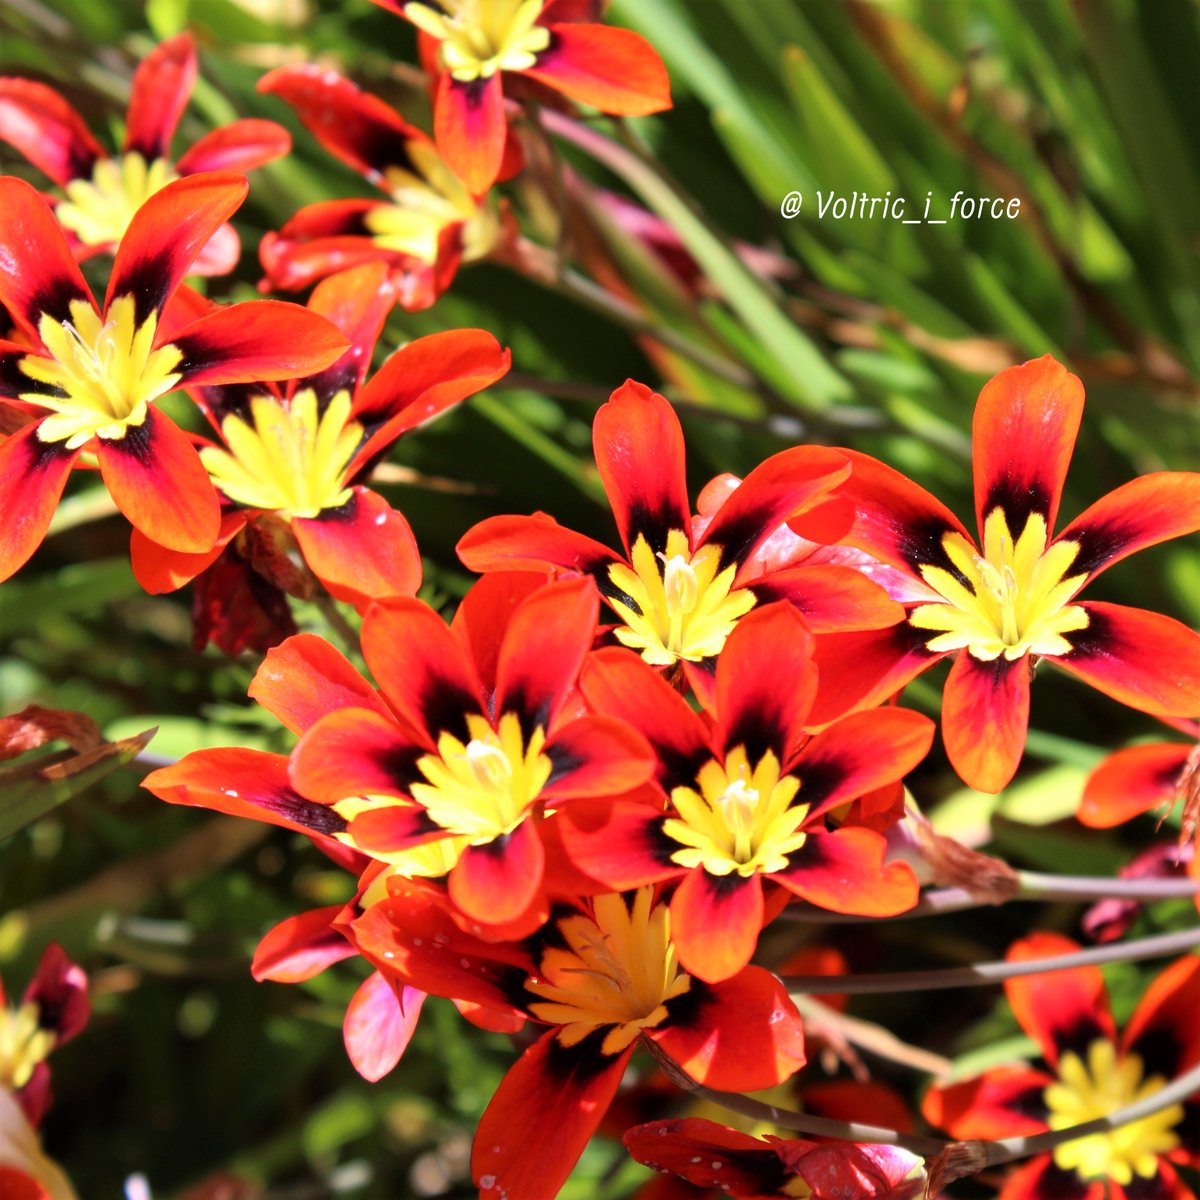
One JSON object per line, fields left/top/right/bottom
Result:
{"left": 910, "top": 508, "right": 1088, "bottom": 662}
{"left": 664, "top": 747, "right": 808, "bottom": 877}
{"left": 526, "top": 888, "right": 692, "bottom": 1054}
{"left": 404, "top": 0, "right": 551, "bottom": 81}
{"left": 200, "top": 389, "right": 363, "bottom": 519}
{"left": 0, "top": 1002, "right": 55, "bottom": 1092}
{"left": 22, "top": 296, "right": 182, "bottom": 448}
{"left": 410, "top": 712, "right": 551, "bottom": 843}
{"left": 56, "top": 153, "right": 179, "bottom": 247}
{"left": 365, "top": 143, "right": 499, "bottom": 263}
{"left": 1044, "top": 1039, "right": 1182, "bottom": 1184}
{"left": 607, "top": 530, "right": 757, "bottom": 667}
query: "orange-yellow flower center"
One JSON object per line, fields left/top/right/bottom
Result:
{"left": 365, "top": 145, "right": 499, "bottom": 264}
{"left": 607, "top": 530, "right": 757, "bottom": 667}
{"left": 200, "top": 389, "right": 363, "bottom": 519}
{"left": 55, "top": 153, "right": 179, "bottom": 248}
{"left": 1043, "top": 1038, "right": 1183, "bottom": 1184}
{"left": 0, "top": 1002, "right": 54, "bottom": 1092}
{"left": 404, "top": 0, "right": 550, "bottom": 81}
{"left": 22, "top": 296, "right": 182, "bottom": 448}
{"left": 525, "top": 888, "right": 692, "bottom": 1055}
{"left": 910, "top": 508, "right": 1088, "bottom": 661}
{"left": 663, "top": 747, "right": 808, "bottom": 877}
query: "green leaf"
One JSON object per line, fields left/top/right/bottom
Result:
{"left": 0, "top": 728, "right": 155, "bottom": 841}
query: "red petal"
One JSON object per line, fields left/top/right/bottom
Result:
{"left": 0, "top": 177, "right": 94, "bottom": 338}
{"left": 807, "top": 447, "right": 969, "bottom": 577}
{"left": 1078, "top": 742, "right": 1190, "bottom": 829}
{"left": 1004, "top": 932, "right": 1115, "bottom": 1067}
{"left": 542, "top": 715, "right": 656, "bottom": 800}
{"left": 96, "top": 407, "right": 220, "bottom": 552}
{"left": 343, "top": 971, "right": 424, "bottom": 1082}
{"left": 175, "top": 118, "right": 290, "bottom": 174}
{"left": 129, "top": 508, "right": 245, "bottom": 594}
{"left": 299, "top": 261, "right": 396, "bottom": 401}
{"left": 449, "top": 818, "right": 546, "bottom": 926}
{"left": 1111, "top": 1162, "right": 1190, "bottom": 1200}
{"left": 670, "top": 871, "right": 763, "bottom": 984}
{"left": 291, "top": 706, "right": 423, "bottom": 805}
{"left": 807, "top": 624, "right": 940, "bottom": 727}
{"left": 524, "top": 24, "right": 671, "bottom": 115}
{"left": 555, "top": 800, "right": 679, "bottom": 891}
{"left": 923, "top": 1064, "right": 1051, "bottom": 1139}
{"left": 701, "top": 446, "right": 851, "bottom": 582}
{"left": 106, "top": 172, "right": 247, "bottom": 321}
{"left": 258, "top": 63, "right": 427, "bottom": 179}
{"left": 349, "top": 881, "right": 533, "bottom": 1015}
{"left": 457, "top": 512, "right": 620, "bottom": 578}
{"left": 348, "top": 804, "right": 445, "bottom": 858}
{"left": 1057, "top": 472, "right": 1200, "bottom": 588}
{"left": 941, "top": 652, "right": 1031, "bottom": 794}
{"left": 753, "top": 564, "right": 905, "bottom": 633}
{"left": 251, "top": 904, "right": 355, "bottom": 982}
{"left": 1122, "top": 954, "right": 1200, "bottom": 1075}
{"left": 350, "top": 327, "right": 511, "bottom": 471}
{"left": 452, "top": 572, "right": 552, "bottom": 696}
{"left": 187, "top": 220, "right": 241, "bottom": 277}
{"left": 293, "top": 488, "right": 422, "bottom": 609}
{"left": 472, "top": 1031, "right": 632, "bottom": 1200}
{"left": 579, "top": 647, "right": 711, "bottom": 788}
{"left": 0, "top": 78, "right": 103, "bottom": 186}
{"left": 249, "top": 632, "right": 389, "bottom": 734}
{"left": 169, "top": 299, "right": 350, "bottom": 387}
{"left": 494, "top": 576, "right": 598, "bottom": 729}
{"left": 142, "top": 748, "right": 347, "bottom": 838}
{"left": 713, "top": 602, "right": 817, "bottom": 763}
{"left": 999, "top": 1157, "right": 1101, "bottom": 1200}
{"left": 361, "top": 599, "right": 485, "bottom": 742}
{"left": 1055, "top": 603, "right": 1200, "bottom": 718}
{"left": 973, "top": 356, "right": 1083, "bottom": 537}
{"left": 790, "top": 708, "right": 935, "bottom": 821}
{"left": 776, "top": 828, "right": 918, "bottom": 917}
{"left": 24, "top": 943, "right": 88, "bottom": 1045}
{"left": 434, "top": 71, "right": 506, "bottom": 195}
{"left": 123, "top": 33, "right": 196, "bottom": 159}
{"left": 0, "top": 1165, "right": 52, "bottom": 1200}
{"left": 0, "top": 423, "right": 80, "bottom": 582}
{"left": 652, "top": 965, "right": 805, "bottom": 1091}
{"left": 592, "top": 379, "right": 690, "bottom": 556}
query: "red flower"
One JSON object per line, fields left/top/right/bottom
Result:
{"left": 351, "top": 882, "right": 807, "bottom": 1200}
{"left": 256, "top": 65, "right": 503, "bottom": 308}
{"left": 0, "top": 33, "right": 289, "bottom": 273}
{"left": 806, "top": 356, "right": 1200, "bottom": 792}
{"left": 0, "top": 173, "right": 349, "bottom": 581}
{"left": 557, "top": 603, "right": 930, "bottom": 982}
{"left": 129, "top": 259, "right": 511, "bottom": 617}
{"left": 459, "top": 380, "right": 901, "bottom": 705}
{"left": 143, "top": 574, "right": 657, "bottom": 934}
{"left": 0, "top": 944, "right": 89, "bottom": 1128}
{"left": 624, "top": 1118, "right": 925, "bottom": 1200}
{"left": 371, "top": 0, "right": 671, "bottom": 192}
{"left": 924, "top": 933, "right": 1200, "bottom": 1200}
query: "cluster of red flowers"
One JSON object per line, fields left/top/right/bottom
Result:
{"left": 4, "top": 8, "right": 1200, "bottom": 1200}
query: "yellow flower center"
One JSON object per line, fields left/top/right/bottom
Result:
{"left": 1044, "top": 1038, "right": 1183, "bottom": 1185}
{"left": 607, "top": 530, "right": 757, "bottom": 667}
{"left": 356, "top": 837, "right": 472, "bottom": 890}
{"left": 411, "top": 711, "right": 552, "bottom": 843}
{"left": 55, "top": 153, "right": 179, "bottom": 248}
{"left": 0, "top": 1003, "right": 54, "bottom": 1092}
{"left": 909, "top": 509, "right": 1089, "bottom": 662}
{"left": 404, "top": 0, "right": 551, "bottom": 81}
{"left": 200, "top": 389, "right": 363, "bottom": 519}
{"left": 663, "top": 747, "right": 808, "bottom": 877}
{"left": 525, "top": 888, "right": 692, "bottom": 1054}
{"left": 365, "top": 144, "right": 500, "bottom": 263}
{"left": 22, "top": 296, "right": 182, "bottom": 448}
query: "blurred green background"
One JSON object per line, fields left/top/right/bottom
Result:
{"left": 2, "top": 0, "right": 1199, "bottom": 1195}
